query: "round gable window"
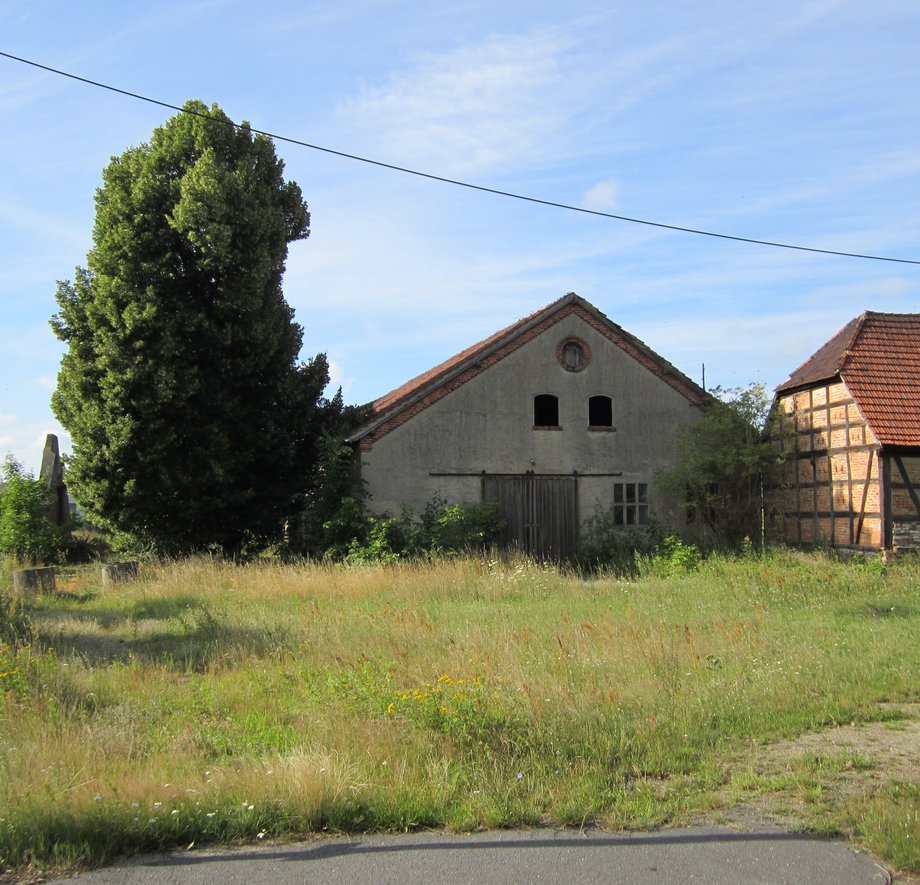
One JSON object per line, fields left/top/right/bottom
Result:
{"left": 557, "top": 337, "right": 591, "bottom": 372}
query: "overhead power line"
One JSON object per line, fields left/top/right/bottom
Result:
{"left": 3, "top": 49, "right": 919, "bottom": 267}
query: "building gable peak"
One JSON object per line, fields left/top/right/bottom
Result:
{"left": 348, "top": 293, "right": 706, "bottom": 447}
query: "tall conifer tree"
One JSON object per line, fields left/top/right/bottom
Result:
{"left": 52, "top": 100, "right": 326, "bottom": 555}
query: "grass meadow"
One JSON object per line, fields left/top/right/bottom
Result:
{"left": 1, "top": 550, "right": 918, "bottom": 878}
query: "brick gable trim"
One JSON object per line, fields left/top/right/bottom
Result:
{"left": 349, "top": 294, "right": 707, "bottom": 451}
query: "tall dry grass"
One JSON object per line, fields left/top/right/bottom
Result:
{"left": 1, "top": 550, "right": 918, "bottom": 874}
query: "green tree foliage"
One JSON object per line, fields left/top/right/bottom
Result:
{"left": 0, "top": 457, "right": 62, "bottom": 564}
{"left": 282, "top": 396, "right": 372, "bottom": 557}
{"left": 51, "top": 100, "right": 330, "bottom": 556}
{"left": 657, "top": 382, "right": 782, "bottom": 549}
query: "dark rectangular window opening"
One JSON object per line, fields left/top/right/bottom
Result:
{"left": 534, "top": 394, "right": 560, "bottom": 428}
{"left": 588, "top": 395, "right": 613, "bottom": 428}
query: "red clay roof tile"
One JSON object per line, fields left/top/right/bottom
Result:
{"left": 776, "top": 312, "right": 920, "bottom": 446}
{"left": 370, "top": 297, "right": 558, "bottom": 416}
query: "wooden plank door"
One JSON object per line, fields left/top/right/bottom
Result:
{"left": 482, "top": 475, "right": 577, "bottom": 559}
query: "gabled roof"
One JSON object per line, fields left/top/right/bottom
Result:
{"left": 775, "top": 315, "right": 863, "bottom": 394}
{"left": 776, "top": 311, "right": 920, "bottom": 446}
{"left": 349, "top": 292, "right": 707, "bottom": 446}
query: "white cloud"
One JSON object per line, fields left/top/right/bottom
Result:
{"left": 326, "top": 358, "right": 353, "bottom": 396}
{"left": 338, "top": 31, "right": 571, "bottom": 175}
{"left": 35, "top": 376, "right": 56, "bottom": 390}
{"left": 0, "top": 419, "right": 70, "bottom": 476}
{"left": 582, "top": 179, "right": 620, "bottom": 212}
{"left": 0, "top": 414, "right": 16, "bottom": 427}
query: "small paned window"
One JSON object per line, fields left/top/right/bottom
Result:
{"left": 556, "top": 337, "right": 591, "bottom": 372}
{"left": 613, "top": 482, "right": 649, "bottom": 525}
{"left": 534, "top": 394, "right": 559, "bottom": 428}
{"left": 588, "top": 395, "right": 613, "bottom": 428}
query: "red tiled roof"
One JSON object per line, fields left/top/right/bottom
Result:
{"left": 371, "top": 297, "right": 558, "bottom": 416}
{"left": 776, "top": 312, "right": 920, "bottom": 446}
{"left": 349, "top": 292, "right": 707, "bottom": 444}
{"left": 775, "top": 315, "right": 862, "bottom": 394}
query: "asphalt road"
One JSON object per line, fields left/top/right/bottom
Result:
{"left": 51, "top": 825, "right": 891, "bottom": 884}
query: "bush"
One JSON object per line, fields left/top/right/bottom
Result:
{"left": 345, "top": 513, "right": 408, "bottom": 563}
{"left": 646, "top": 534, "right": 703, "bottom": 576}
{"left": 577, "top": 504, "right": 664, "bottom": 575}
{"left": 288, "top": 429, "right": 369, "bottom": 559}
{"left": 339, "top": 497, "right": 504, "bottom": 562}
{"left": 412, "top": 497, "right": 504, "bottom": 555}
{"left": 0, "top": 457, "right": 62, "bottom": 565}
{"left": 318, "top": 497, "right": 373, "bottom": 560}
{"left": 577, "top": 508, "right": 705, "bottom": 578}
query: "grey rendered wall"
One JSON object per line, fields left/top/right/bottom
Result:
{"left": 361, "top": 313, "right": 699, "bottom": 527}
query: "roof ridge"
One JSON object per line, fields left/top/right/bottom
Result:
{"left": 838, "top": 311, "right": 869, "bottom": 374}
{"left": 370, "top": 292, "right": 581, "bottom": 416}
{"left": 775, "top": 314, "right": 863, "bottom": 393}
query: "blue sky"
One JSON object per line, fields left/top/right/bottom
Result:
{"left": 3, "top": 0, "right": 919, "bottom": 475}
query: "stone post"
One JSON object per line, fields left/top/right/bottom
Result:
{"left": 12, "top": 567, "right": 56, "bottom": 595}
{"left": 100, "top": 561, "right": 139, "bottom": 586}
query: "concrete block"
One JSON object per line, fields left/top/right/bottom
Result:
{"left": 101, "top": 561, "right": 139, "bottom": 586}
{"left": 12, "top": 567, "right": 56, "bottom": 596}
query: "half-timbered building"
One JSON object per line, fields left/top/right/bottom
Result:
{"left": 767, "top": 311, "right": 920, "bottom": 554}
{"left": 347, "top": 293, "right": 707, "bottom": 558}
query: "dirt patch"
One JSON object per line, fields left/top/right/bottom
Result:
{"left": 753, "top": 703, "right": 920, "bottom": 791}
{"left": 707, "top": 704, "right": 920, "bottom": 882}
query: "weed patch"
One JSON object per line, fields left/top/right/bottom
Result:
{"left": 844, "top": 783, "right": 920, "bottom": 874}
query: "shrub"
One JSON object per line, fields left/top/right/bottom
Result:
{"left": 61, "top": 525, "right": 113, "bottom": 563}
{"left": 0, "top": 457, "right": 62, "bottom": 565}
{"left": 577, "top": 504, "right": 664, "bottom": 575}
{"left": 339, "top": 497, "right": 504, "bottom": 562}
{"left": 412, "top": 497, "right": 504, "bottom": 555}
{"left": 345, "top": 513, "right": 409, "bottom": 563}
{"left": 647, "top": 534, "right": 703, "bottom": 576}
{"left": 315, "top": 496, "right": 370, "bottom": 560}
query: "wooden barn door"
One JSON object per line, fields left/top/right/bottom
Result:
{"left": 482, "top": 475, "right": 577, "bottom": 559}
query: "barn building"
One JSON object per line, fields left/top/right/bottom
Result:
{"left": 347, "top": 293, "right": 707, "bottom": 558}
{"left": 768, "top": 311, "right": 920, "bottom": 554}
